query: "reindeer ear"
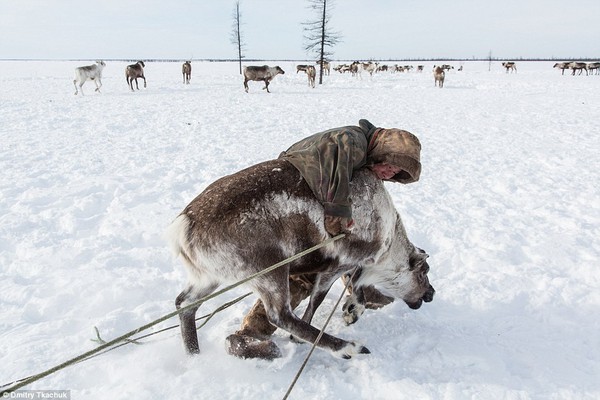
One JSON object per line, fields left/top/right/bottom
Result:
{"left": 409, "top": 248, "right": 429, "bottom": 270}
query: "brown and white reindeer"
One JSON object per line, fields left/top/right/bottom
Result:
{"left": 569, "top": 62, "right": 588, "bottom": 76}
{"left": 587, "top": 62, "right": 600, "bottom": 75}
{"left": 433, "top": 66, "right": 445, "bottom": 88}
{"left": 168, "top": 159, "right": 435, "bottom": 359}
{"left": 182, "top": 61, "right": 192, "bottom": 84}
{"left": 502, "top": 61, "right": 517, "bottom": 73}
{"left": 242, "top": 65, "right": 285, "bottom": 93}
{"left": 315, "top": 60, "right": 330, "bottom": 75}
{"left": 296, "top": 64, "right": 310, "bottom": 73}
{"left": 553, "top": 62, "right": 571, "bottom": 75}
{"left": 125, "top": 61, "right": 147, "bottom": 91}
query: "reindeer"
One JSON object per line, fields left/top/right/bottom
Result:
{"left": 433, "top": 66, "right": 445, "bottom": 88}
{"left": 553, "top": 62, "right": 570, "bottom": 75}
{"left": 305, "top": 65, "right": 316, "bottom": 88}
{"left": 168, "top": 159, "right": 434, "bottom": 359}
{"left": 126, "top": 61, "right": 147, "bottom": 91}
{"left": 502, "top": 62, "right": 517, "bottom": 73}
{"left": 315, "top": 60, "right": 330, "bottom": 75}
{"left": 569, "top": 62, "right": 588, "bottom": 76}
{"left": 73, "top": 61, "right": 105, "bottom": 95}
{"left": 242, "top": 65, "right": 285, "bottom": 93}
{"left": 182, "top": 61, "right": 191, "bottom": 84}
{"left": 587, "top": 62, "right": 600, "bottom": 75}
{"left": 296, "top": 65, "right": 310, "bottom": 73}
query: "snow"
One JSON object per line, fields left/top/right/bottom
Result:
{"left": 1, "top": 60, "right": 599, "bottom": 400}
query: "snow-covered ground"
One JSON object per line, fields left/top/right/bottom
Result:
{"left": 1, "top": 60, "right": 599, "bottom": 400}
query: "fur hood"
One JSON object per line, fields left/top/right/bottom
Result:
{"left": 367, "top": 127, "right": 422, "bottom": 184}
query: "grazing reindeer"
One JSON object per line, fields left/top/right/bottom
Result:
{"left": 125, "top": 61, "right": 147, "bottom": 91}
{"left": 168, "top": 159, "right": 435, "bottom": 359}
{"left": 182, "top": 61, "right": 192, "bottom": 84}
{"left": 502, "top": 62, "right": 517, "bottom": 73}
{"left": 433, "top": 66, "right": 445, "bottom": 88}
{"left": 73, "top": 60, "right": 105, "bottom": 96}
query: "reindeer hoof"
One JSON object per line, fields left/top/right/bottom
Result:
{"left": 226, "top": 334, "right": 282, "bottom": 360}
{"left": 334, "top": 342, "right": 370, "bottom": 359}
{"left": 342, "top": 299, "right": 365, "bottom": 326}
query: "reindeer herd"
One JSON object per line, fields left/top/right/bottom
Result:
{"left": 553, "top": 61, "right": 599, "bottom": 76}
{"left": 72, "top": 59, "right": 600, "bottom": 95}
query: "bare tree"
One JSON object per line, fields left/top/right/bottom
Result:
{"left": 303, "top": 0, "right": 341, "bottom": 84}
{"left": 230, "top": 1, "right": 246, "bottom": 75}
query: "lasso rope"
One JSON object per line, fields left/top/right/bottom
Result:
{"left": 1, "top": 292, "right": 253, "bottom": 390}
{"left": 0, "top": 234, "right": 345, "bottom": 395}
{"left": 282, "top": 267, "right": 358, "bottom": 400}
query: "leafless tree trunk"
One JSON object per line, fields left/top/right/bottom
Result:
{"left": 230, "top": 1, "right": 246, "bottom": 75}
{"left": 303, "top": 0, "right": 341, "bottom": 84}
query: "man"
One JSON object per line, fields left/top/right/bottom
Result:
{"left": 226, "top": 119, "right": 422, "bottom": 359}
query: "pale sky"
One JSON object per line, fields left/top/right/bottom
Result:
{"left": 1, "top": 0, "right": 598, "bottom": 60}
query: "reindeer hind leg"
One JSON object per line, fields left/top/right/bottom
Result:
{"left": 176, "top": 277, "right": 219, "bottom": 354}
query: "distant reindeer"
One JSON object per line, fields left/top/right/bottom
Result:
{"left": 242, "top": 65, "right": 285, "bottom": 93}
{"left": 315, "top": 60, "right": 330, "bottom": 75}
{"left": 553, "top": 62, "right": 570, "bottom": 75}
{"left": 587, "top": 62, "right": 600, "bottom": 75}
{"left": 502, "top": 62, "right": 517, "bottom": 73}
{"left": 433, "top": 66, "right": 445, "bottom": 88}
{"left": 569, "top": 62, "right": 588, "bottom": 76}
{"left": 296, "top": 64, "right": 310, "bottom": 73}
{"left": 73, "top": 61, "right": 105, "bottom": 95}
{"left": 182, "top": 61, "right": 192, "bottom": 84}
{"left": 305, "top": 65, "right": 316, "bottom": 88}
{"left": 125, "top": 61, "right": 147, "bottom": 91}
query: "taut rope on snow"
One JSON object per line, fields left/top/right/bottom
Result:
{"left": 0, "top": 234, "right": 346, "bottom": 396}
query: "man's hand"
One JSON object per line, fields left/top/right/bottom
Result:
{"left": 324, "top": 215, "right": 354, "bottom": 236}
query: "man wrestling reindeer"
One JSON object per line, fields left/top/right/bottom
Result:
{"left": 168, "top": 119, "right": 434, "bottom": 360}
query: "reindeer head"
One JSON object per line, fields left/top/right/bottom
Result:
{"left": 402, "top": 247, "right": 435, "bottom": 309}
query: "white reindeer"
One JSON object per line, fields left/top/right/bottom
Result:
{"left": 73, "top": 61, "right": 106, "bottom": 95}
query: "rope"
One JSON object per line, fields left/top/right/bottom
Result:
{"left": 282, "top": 267, "right": 358, "bottom": 400}
{"left": 0, "top": 233, "right": 345, "bottom": 395}
{"left": 0, "top": 292, "right": 253, "bottom": 390}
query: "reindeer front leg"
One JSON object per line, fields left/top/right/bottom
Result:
{"left": 257, "top": 274, "right": 370, "bottom": 359}
{"left": 263, "top": 78, "right": 271, "bottom": 93}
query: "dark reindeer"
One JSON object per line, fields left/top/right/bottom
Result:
{"left": 125, "top": 61, "right": 146, "bottom": 91}
{"left": 242, "top": 65, "right": 285, "bottom": 93}
{"left": 182, "top": 61, "right": 191, "bottom": 84}
{"left": 168, "top": 159, "right": 434, "bottom": 359}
